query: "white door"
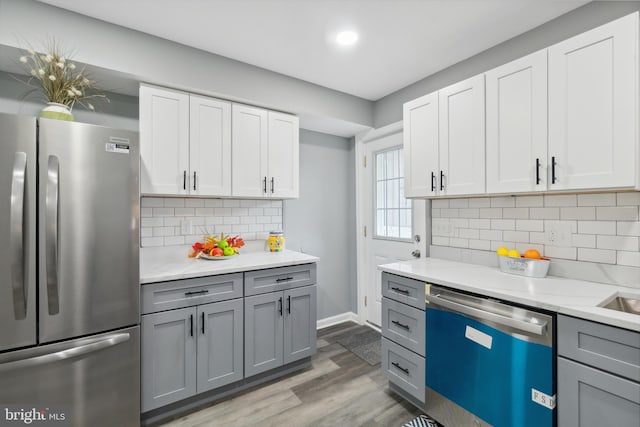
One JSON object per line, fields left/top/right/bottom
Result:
{"left": 189, "top": 95, "right": 232, "bottom": 196}
{"left": 438, "top": 74, "right": 486, "bottom": 196}
{"left": 268, "top": 111, "right": 299, "bottom": 198}
{"left": 548, "top": 12, "right": 637, "bottom": 190}
{"left": 231, "top": 104, "right": 268, "bottom": 198}
{"left": 403, "top": 92, "right": 439, "bottom": 197}
{"left": 364, "top": 132, "right": 426, "bottom": 327}
{"left": 139, "top": 84, "right": 190, "bottom": 195}
{"left": 486, "top": 50, "right": 548, "bottom": 194}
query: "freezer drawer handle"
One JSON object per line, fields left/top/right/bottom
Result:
{"left": 391, "top": 320, "right": 410, "bottom": 331}
{"left": 276, "top": 277, "right": 294, "bottom": 283}
{"left": 391, "top": 287, "right": 410, "bottom": 295}
{"left": 46, "top": 155, "right": 60, "bottom": 315}
{"left": 185, "top": 290, "right": 209, "bottom": 296}
{"left": 0, "top": 332, "right": 130, "bottom": 372}
{"left": 426, "top": 293, "right": 547, "bottom": 336}
{"left": 10, "top": 152, "right": 28, "bottom": 320}
{"left": 391, "top": 361, "right": 409, "bottom": 375}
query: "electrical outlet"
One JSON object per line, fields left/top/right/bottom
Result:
{"left": 546, "top": 222, "right": 572, "bottom": 246}
{"left": 181, "top": 219, "right": 193, "bottom": 235}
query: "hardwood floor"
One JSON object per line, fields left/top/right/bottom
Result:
{"left": 158, "top": 322, "right": 423, "bottom": 427}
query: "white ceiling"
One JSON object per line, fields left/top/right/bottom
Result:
{"left": 38, "top": 0, "right": 588, "bottom": 101}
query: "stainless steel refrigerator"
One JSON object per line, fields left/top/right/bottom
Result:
{"left": 0, "top": 113, "right": 140, "bottom": 427}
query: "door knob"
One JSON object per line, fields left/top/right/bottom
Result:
{"left": 411, "top": 250, "right": 421, "bottom": 258}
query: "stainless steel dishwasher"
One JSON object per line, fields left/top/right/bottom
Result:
{"left": 425, "top": 285, "right": 555, "bottom": 427}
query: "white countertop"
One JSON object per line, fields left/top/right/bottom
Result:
{"left": 140, "top": 245, "right": 319, "bottom": 284}
{"left": 379, "top": 258, "right": 640, "bottom": 332}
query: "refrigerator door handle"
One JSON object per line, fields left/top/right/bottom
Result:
{"left": 0, "top": 332, "right": 130, "bottom": 372}
{"left": 46, "top": 155, "right": 60, "bottom": 315}
{"left": 10, "top": 152, "right": 27, "bottom": 320}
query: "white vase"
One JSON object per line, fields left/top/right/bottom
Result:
{"left": 40, "top": 102, "right": 74, "bottom": 121}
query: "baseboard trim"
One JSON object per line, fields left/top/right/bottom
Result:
{"left": 316, "top": 312, "right": 359, "bottom": 330}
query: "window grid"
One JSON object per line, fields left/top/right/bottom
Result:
{"left": 374, "top": 148, "right": 412, "bottom": 240}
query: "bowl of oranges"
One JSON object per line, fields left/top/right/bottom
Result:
{"left": 496, "top": 247, "right": 550, "bottom": 278}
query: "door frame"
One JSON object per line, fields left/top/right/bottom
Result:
{"left": 355, "top": 121, "right": 405, "bottom": 326}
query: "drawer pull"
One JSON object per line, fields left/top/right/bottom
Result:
{"left": 185, "top": 290, "right": 209, "bottom": 296}
{"left": 276, "top": 277, "right": 294, "bottom": 283}
{"left": 392, "top": 361, "right": 409, "bottom": 375}
{"left": 391, "top": 320, "right": 410, "bottom": 331}
{"left": 391, "top": 287, "right": 410, "bottom": 295}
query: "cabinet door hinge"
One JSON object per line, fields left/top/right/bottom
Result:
{"left": 363, "top": 155, "right": 367, "bottom": 168}
{"left": 364, "top": 296, "right": 368, "bottom": 307}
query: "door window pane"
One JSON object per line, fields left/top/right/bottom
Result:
{"left": 374, "top": 147, "right": 412, "bottom": 240}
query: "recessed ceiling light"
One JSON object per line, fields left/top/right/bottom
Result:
{"left": 336, "top": 30, "right": 359, "bottom": 46}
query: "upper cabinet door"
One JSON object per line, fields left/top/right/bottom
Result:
{"left": 438, "top": 74, "right": 486, "bottom": 196}
{"left": 232, "top": 105, "right": 268, "bottom": 198}
{"left": 486, "top": 50, "right": 548, "bottom": 194}
{"left": 403, "top": 92, "right": 439, "bottom": 197}
{"left": 189, "top": 95, "right": 232, "bottom": 197}
{"left": 140, "top": 84, "right": 190, "bottom": 195}
{"left": 268, "top": 112, "right": 299, "bottom": 198}
{"left": 549, "top": 12, "right": 638, "bottom": 191}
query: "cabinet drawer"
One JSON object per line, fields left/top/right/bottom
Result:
{"left": 244, "top": 263, "right": 316, "bottom": 296}
{"left": 141, "top": 273, "right": 243, "bottom": 314}
{"left": 381, "top": 273, "right": 425, "bottom": 310}
{"left": 381, "top": 337, "right": 425, "bottom": 403}
{"left": 558, "top": 315, "right": 640, "bottom": 382}
{"left": 382, "top": 297, "right": 425, "bottom": 356}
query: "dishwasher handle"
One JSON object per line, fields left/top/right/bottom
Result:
{"left": 426, "top": 293, "right": 547, "bottom": 336}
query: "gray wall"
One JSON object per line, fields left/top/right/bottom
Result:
{"left": 374, "top": 1, "right": 640, "bottom": 127}
{"left": 284, "top": 130, "right": 357, "bottom": 319}
{"left": 0, "top": 0, "right": 372, "bottom": 131}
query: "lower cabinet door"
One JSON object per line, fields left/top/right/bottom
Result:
{"left": 284, "top": 285, "right": 317, "bottom": 364}
{"left": 141, "top": 307, "right": 197, "bottom": 412}
{"left": 558, "top": 357, "right": 640, "bottom": 427}
{"left": 197, "top": 299, "right": 244, "bottom": 393}
{"left": 244, "top": 292, "right": 284, "bottom": 377}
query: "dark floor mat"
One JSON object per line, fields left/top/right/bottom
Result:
{"left": 350, "top": 339, "right": 381, "bottom": 365}
{"left": 335, "top": 327, "right": 380, "bottom": 351}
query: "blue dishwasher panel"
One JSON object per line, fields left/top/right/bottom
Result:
{"left": 426, "top": 306, "right": 554, "bottom": 427}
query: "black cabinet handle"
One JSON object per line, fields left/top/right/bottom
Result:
{"left": 193, "top": 171, "right": 197, "bottom": 191}
{"left": 391, "top": 287, "right": 410, "bottom": 295}
{"left": 551, "top": 156, "right": 557, "bottom": 184}
{"left": 183, "top": 170, "right": 187, "bottom": 190}
{"left": 287, "top": 295, "right": 291, "bottom": 314}
{"left": 431, "top": 172, "right": 436, "bottom": 192}
{"left": 392, "top": 361, "right": 409, "bottom": 375}
{"left": 276, "top": 277, "right": 294, "bottom": 283}
{"left": 278, "top": 297, "right": 283, "bottom": 316}
{"left": 185, "top": 290, "right": 209, "bottom": 297}
{"left": 391, "top": 320, "right": 410, "bottom": 331}
{"left": 189, "top": 314, "right": 193, "bottom": 337}
{"left": 201, "top": 312, "right": 205, "bottom": 334}
{"left": 440, "top": 170, "right": 444, "bottom": 191}
{"left": 535, "top": 158, "right": 541, "bottom": 185}
{"left": 270, "top": 177, "right": 275, "bottom": 194}
{"left": 263, "top": 177, "right": 267, "bottom": 193}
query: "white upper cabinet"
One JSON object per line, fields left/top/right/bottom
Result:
{"left": 403, "top": 92, "right": 439, "bottom": 197}
{"left": 438, "top": 74, "right": 486, "bottom": 196}
{"left": 139, "top": 84, "right": 231, "bottom": 196}
{"left": 486, "top": 50, "right": 548, "bottom": 194}
{"left": 268, "top": 112, "right": 299, "bottom": 199}
{"left": 140, "top": 84, "right": 190, "bottom": 195}
{"left": 189, "top": 95, "right": 232, "bottom": 196}
{"left": 231, "top": 106, "right": 299, "bottom": 198}
{"left": 548, "top": 12, "right": 638, "bottom": 191}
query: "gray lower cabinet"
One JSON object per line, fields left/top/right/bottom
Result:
{"left": 245, "top": 285, "right": 317, "bottom": 376}
{"left": 557, "top": 315, "right": 640, "bottom": 427}
{"left": 142, "top": 299, "right": 243, "bottom": 412}
{"left": 142, "top": 307, "right": 197, "bottom": 412}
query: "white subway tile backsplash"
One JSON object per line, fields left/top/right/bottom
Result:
{"left": 205, "top": 216, "right": 224, "bottom": 226}
{"left": 432, "top": 236, "right": 450, "bottom": 246}
{"left": 140, "top": 228, "right": 153, "bottom": 238}
{"left": 153, "top": 227, "right": 174, "bottom": 237}
{"left": 617, "top": 192, "right": 640, "bottom": 206}
{"left": 450, "top": 199, "right": 469, "bottom": 208}
{"left": 491, "top": 197, "right": 515, "bottom": 208}
{"left": 195, "top": 208, "right": 214, "bottom": 217}
{"left": 223, "top": 216, "right": 240, "bottom": 225}
{"left": 617, "top": 221, "right": 640, "bottom": 236}
{"left": 223, "top": 200, "right": 240, "bottom": 208}
{"left": 617, "top": 251, "right": 640, "bottom": 267}
{"left": 529, "top": 232, "right": 546, "bottom": 244}
{"left": 174, "top": 208, "right": 194, "bottom": 216}
{"left": 141, "top": 236, "right": 164, "bottom": 247}
{"left": 215, "top": 207, "right": 232, "bottom": 216}
{"left": 469, "top": 239, "right": 491, "bottom": 250}
{"left": 544, "top": 194, "right": 577, "bottom": 207}
{"left": 578, "top": 248, "right": 616, "bottom": 264}
{"left": 459, "top": 208, "right": 480, "bottom": 218}
{"left": 490, "top": 241, "right": 515, "bottom": 251}
{"left": 141, "top": 198, "right": 164, "bottom": 208}
{"left": 432, "top": 199, "right": 450, "bottom": 209}
{"left": 490, "top": 219, "right": 515, "bottom": 231}
{"left": 240, "top": 200, "right": 257, "bottom": 208}
{"left": 578, "top": 221, "right": 616, "bottom": 235}
{"left": 503, "top": 208, "right": 528, "bottom": 219}
{"left": 544, "top": 246, "right": 577, "bottom": 260}
{"left": 469, "top": 219, "right": 491, "bottom": 229}
{"left": 153, "top": 208, "right": 174, "bottom": 217}
{"left": 232, "top": 208, "right": 249, "bottom": 217}
{"left": 479, "top": 229, "right": 502, "bottom": 241}
{"left": 596, "top": 206, "right": 639, "bottom": 221}
{"left": 241, "top": 216, "right": 257, "bottom": 224}
{"left": 185, "top": 199, "right": 205, "bottom": 208}
{"left": 459, "top": 229, "right": 479, "bottom": 239}
{"left": 597, "top": 235, "right": 638, "bottom": 251}
{"left": 140, "top": 208, "right": 152, "bottom": 218}
{"left": 432, "top": 209, "right": 441, "bottom": 218}
{"left": 164, "top": 236, "right": 185, "bottom": 246}
{"left": 503, "top": 231, "right": 529, "bottom": 243}
{"left": 468, "top": 198, "right": 491, "bottom": 208}
{"left": 530, "top": 208, "right": 559, "bottom": 220}
{"left": 479, "top": 208, "right": 502, "bottom": 219}
{"left": 263, "top": 208, "right": 280, "bottom": 216}
{"left": 449, "top": 238, "right": 469, "bottom": 248}
{"left": 163, "top": 217, "right": 181, "bottom": 227}
{"left": 204, "top": 199, "right": 224, "bottom": 208}
{"left": 571, "top": 234, "right": 596, "bottom": 248}
{"left": 515, "top": 195, "right": 543, "bottom": 208}
{"left": 164, "top": 198, "right": 185, "bottom": 208}
{"left": 141, "top": 217, "right": 163, "bottom": 227}
{"left": 577, "top": 193, "right": 616, "bottom": 206}
{"left": 560, "top": 207, "right": 595, "bottom": 220}
{"left": 516, "top": 220, "right": 544, "bottom": 232}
